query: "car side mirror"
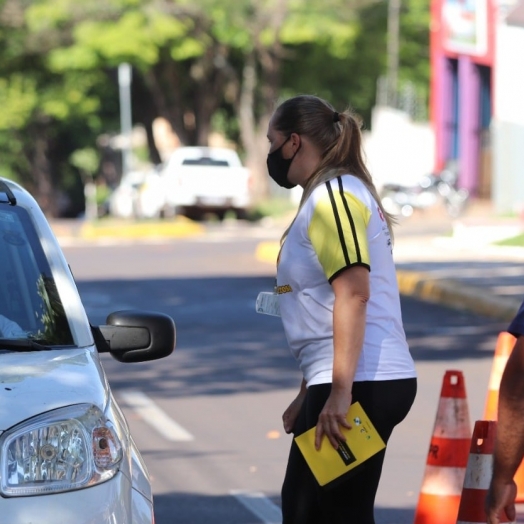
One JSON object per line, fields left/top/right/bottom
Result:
{"left": 92, "top": 310, "right": 176, "bottom": 363}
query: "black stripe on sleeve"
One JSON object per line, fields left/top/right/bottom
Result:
{"left": 326, "top": 180, "right": 350, "bottom": 266}
{"left": 329, "top": 262, "right": 371, "bottom": 284}
{"left": 336, "top": 176, "right": 362, "bottom": 263}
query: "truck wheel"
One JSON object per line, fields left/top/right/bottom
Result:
{"left": 234, "top": 208, "right": 247, "bottom": 220}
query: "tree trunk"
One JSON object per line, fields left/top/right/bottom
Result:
{"left": 237, "top": 46, "right": 283, "bottom": 203}
{"left": 132, "top": 73, "right": 163, "bottom": 165}
{"left": 144, "top": 47, "right": 231, "bottom": 148}
{"left": 237, "top": 1, "right": 287, "bottom": 203}
{"left": 144, "top": 62, "right": 190, "bottom": 146}
{"left": 28, "top": 126, "right": 56, "bottom": 217}
{"left": 144, "top": 120, "right": 162, "bottom": 165}
{"left": 238, "top": 51, "right": 270, "bottom": 203}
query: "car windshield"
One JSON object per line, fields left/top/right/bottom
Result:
{"left": 0, "top": 206, "right": 74, "bottom": 346}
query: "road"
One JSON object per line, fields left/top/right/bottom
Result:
{"left": 61, "top": 221, "right": 507, "bottom": 524}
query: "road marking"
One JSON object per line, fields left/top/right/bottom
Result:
{"left": 230, "top": 490, "right": 282, "bottom": 524}
{"left": 119, "top": 389, "right": 194, "bottom": 442}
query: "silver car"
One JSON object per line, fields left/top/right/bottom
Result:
{"left": 0, "top": 178, "right": 175, "bottom": 523}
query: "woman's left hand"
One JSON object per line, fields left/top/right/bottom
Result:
{"left": 315, "top": 388, "right": 352, "bottom": 450}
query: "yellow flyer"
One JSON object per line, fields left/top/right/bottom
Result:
{"left": 294, "top": 401, "right": 386, "bottom": 487}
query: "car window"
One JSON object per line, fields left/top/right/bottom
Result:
{"left": 182, "top": 158, "right": 230, "bottom": 167}
{"left": 0, "top": 207, "right": 74, "bottom": 345}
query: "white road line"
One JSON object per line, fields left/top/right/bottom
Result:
{"left": 119, "top": 389, "right": 194, "bottom": 442}
{"left": 230, "top": 490, "right": 282, "bottom": 524}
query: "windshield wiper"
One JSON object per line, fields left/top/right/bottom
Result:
{"left": 0, "top": 339, "right": 54, "bottom": 352}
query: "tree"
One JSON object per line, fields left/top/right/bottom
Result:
{"left": 0, "top": 0, "right": 430, "bottom": 212}
{"left": 20, "top": 0, "right": 370, "bottom": 202}
{"left": 0, "top": 0, "right": 121, "bottom": 215}
{"left": 398, "top": 0, "right": 430, "bottom": 118}
{"left": 199, "top": 0, "right": 369, "bottom": 200}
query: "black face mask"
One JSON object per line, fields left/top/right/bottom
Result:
{"left": 266, "top": 136, "right": 299, "bottom": 189}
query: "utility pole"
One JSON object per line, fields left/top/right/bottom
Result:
{"left": 118, "top": 63, "right": 133, "bottom": 177}
{"left": 387, "top": 0, "right": 401, "bottom": 108}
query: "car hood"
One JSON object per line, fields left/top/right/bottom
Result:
{"left": 0, "top": 347, "right": 109, "bottom": 432}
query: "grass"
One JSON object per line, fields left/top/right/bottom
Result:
{"left": 245, "top": 197, "right": 298, "bottom": 222}
{"left": 494, "top": 233, "right": 524, "bottom": 247}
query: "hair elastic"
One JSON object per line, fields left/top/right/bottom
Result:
{"left": 333, "top": 112, "right": 340, "bottom": 123}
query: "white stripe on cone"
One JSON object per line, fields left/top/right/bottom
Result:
{"left": 433, "top": 398, "right": 471, "bottom": 439}
{"left": 462, "top": 454, "right": 492, "bottom": 490}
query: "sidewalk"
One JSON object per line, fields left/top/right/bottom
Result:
{"left": 394, "top": 200, "right": 524, "bottom": 322}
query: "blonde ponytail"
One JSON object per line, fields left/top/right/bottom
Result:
{"left": 275, "top": 98, "right": 395, "bottom": 244}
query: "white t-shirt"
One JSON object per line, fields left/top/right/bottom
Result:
{"left": 276, "top": 174, "right": 416, "bottom": 386}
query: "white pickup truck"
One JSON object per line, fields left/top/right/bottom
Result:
{"left": 160, "top": 146, "right": 252, "bottom": 220}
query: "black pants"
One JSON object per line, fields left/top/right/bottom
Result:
{"left": 281, "top": 378, "right": 417, "bottom": 524}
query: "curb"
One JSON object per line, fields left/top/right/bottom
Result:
{"left": 396, "top": 270, "right": 520, "bottom": 322}
{"left": 51, "top": 218, "right": 205, "bottom": 241}
{"left": 255, "top": 241, "right": 281, "bottom": 266}
{"left": 254, "top": 241, "right": 520, "bottom": 322}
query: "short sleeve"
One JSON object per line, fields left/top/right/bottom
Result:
{"left": 508, "top": 300, "right": 524, "bottom": 337}
{"left": 308, "top": 178, "right": 371, "bottom": 282}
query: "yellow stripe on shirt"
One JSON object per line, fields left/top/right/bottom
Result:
{"left": 308, "top": 177, "right": 371, "bottom": 281}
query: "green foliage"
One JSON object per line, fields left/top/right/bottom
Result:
{"left": 70, "top": 148, "right": 100, "bottom": 175}
{"left": 210, "top": 4, "right": 254, "bottom": 49}
{"left": 280, "top": 0, "right": 429, "bottom": 125}
{"left": 0, "top": 0, "right": 431, "bottom": 212}
{"left": 399, "top": 0, "right": 430, "bottom": 92}
{"left": 244, "top": 197, "right": 298, "bottom": 222}
{"left": 280, "top": 5, "right": 357, "bottom": 56}
{"left": 280, "top": 2, "right": 387, "bottom": 123}
{"left": 212, "top": 108, "right": 240, "bottom": 144}
{"left": 0, "top": 75, "right": 39, "bottom": 130}
{"left": 71, "top": 12, "right": 190, "bottom": 66}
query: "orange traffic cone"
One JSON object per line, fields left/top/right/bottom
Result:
{"left": 456, "top": 420, "right": 514, "bottom": 523}
{"left": 413, "top": 370, "right": 472, "bottom": 524}
{"left": 483, "top": 331, "right": 516, "bottom": 420}
{"left": 481, "top": 332, "right": 524, "bottom": 503}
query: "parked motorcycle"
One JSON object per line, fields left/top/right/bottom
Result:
{"left": 379, "top": 168, "right": 469, "bottom": 218}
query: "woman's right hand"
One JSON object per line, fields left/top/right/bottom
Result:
{"left": 282, "top": 393, "right": 305, "bottom": 434}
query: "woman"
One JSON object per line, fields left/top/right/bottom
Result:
{"left": 267, "top": 94, "right": 417, "bottom": 523}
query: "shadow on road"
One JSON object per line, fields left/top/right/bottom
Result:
{"left": 153, "top": 491, "right": 415, "bottom": 524}
{"left": 153, "top": 491, "right": 274, "bottom": 524}
{"left": 75, "top": 275, "right": 506, "bottom": 400}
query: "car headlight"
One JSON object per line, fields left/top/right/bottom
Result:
{"left": 0, "top": 404, "right": 123, "bottom": 497}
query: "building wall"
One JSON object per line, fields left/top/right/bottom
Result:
{"left": 492, "top": 23, "right": 524, "bottom": 213}
{"left": 363, "top": 106, "right": 435, "bottom": 190}
{"left": 430, "top": 0, "right": 496, "bottom": 195}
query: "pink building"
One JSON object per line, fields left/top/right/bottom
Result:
{"left": 430, "top": 0, "right": 497, "bottom": 198}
